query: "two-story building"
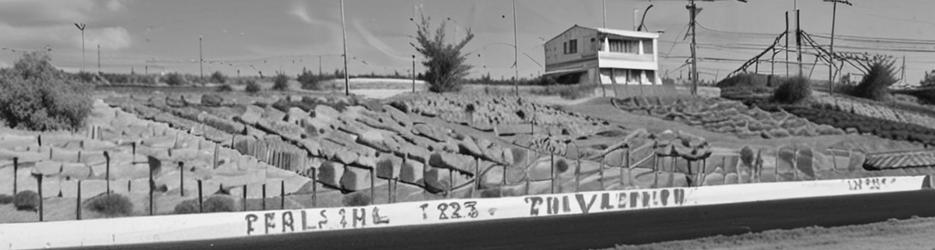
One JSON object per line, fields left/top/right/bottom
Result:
{"left": 544, "top": 25, "right": 660, "bottom": 86}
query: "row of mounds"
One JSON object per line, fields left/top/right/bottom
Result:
{"left": 814, "top": 95, "right": 935, "bottom": 131}
{"left": 785, "top": 106, "right": 935, "bottom": 146}
{"left": 612, "top": 96, "right": 843, "bottom": 139}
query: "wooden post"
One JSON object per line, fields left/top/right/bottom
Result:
{"left": 311, "top": 168, "right": 317, "bottom": 207}
{"left": 198, "top": 180, "right": 204, "bottom": 213}
{"left": 447, "top": 169, "right": 453, "bottom": 198}
{"left": 473, "top": 157, "right": 479, "bottom": 190}
{"left": 280, "top": 180, "right": 285, "bottom": 209}
{"left": 370, "top": 168, "right": 375, "bottom": 203}
{"left": 35, "top": 174, "right": 43, "bottom": 222}
{"left": 261, "top": 184, "right": 266, "bottom": 210}
{"left": 148, "top": 162, "right": 154, "bottom": 216}
{"left": 104, "top": 151, "right": 111, "bottom": 194}
{"left": 242, "top": 185, "right": 248, "bottom": 211}
{"left": 131, "top": 142, "right": 137, "bottom": 163}
{"left": 179, "top": 162, "right": 185, "bottom": 196}
{"left": 550, "top": 153, "right": 555, "bottom": 194}
{"left": 76, "top": 180, "right": 82, "bottom": 220}
{"left": 12, "top": 157, "right": 17, "bottom": 195}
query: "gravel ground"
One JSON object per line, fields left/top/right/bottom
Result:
{"left": 610, "top": 216, "right": 935, "bottom": 250}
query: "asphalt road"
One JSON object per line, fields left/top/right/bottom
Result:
{"left": 68, "top": 190, "right": 935, "bottom": 250}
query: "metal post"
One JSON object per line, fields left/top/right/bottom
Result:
{"left": 76, "top": 180, "right": 82, "bottom": 220}
{"left": 412, "top": 55, "right": 416, "bottom": 92}
{"left": 550, "top": 153, "right": 555, "bottom": 194}
{"left": 261, "top": 184, "right": 267, "bottom": 210}
{"left": 280, "top": 180, "right": 285, "bottom": 209}
{"left": 340, "top": 0, "right": 350, "bottom": 96}
{"left": 311, "top": 168, "right": 318, "bottom": 207}
{"left": 104, "top": 151, "right": 111, "bottom": 194}
{"left": 512, "top": 0, "right": 520, "bottom": 96}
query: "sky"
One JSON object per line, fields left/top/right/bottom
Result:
{"left": 2, "top": 0, "right": 935, "bottom": 84}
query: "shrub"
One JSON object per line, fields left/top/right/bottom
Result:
{"left": 204, "top": 195, "right": 236, "bottom": 212}
{"left": 0, "top": 51, "right": 93, "bottom": 131}
{"left": 0, "top": 194, "right": 12, "bottom": 204}
{"left": 272, "top": 72, "right": 289, "bottom": 91}
{"left": 13, "top": 190, "right": 39, "bottom": 211}
{"left": 201, "top": 93, "right": 223, "bottom": 106}
{"left": 342, "top": 192, "right": 371, "bottom": 207}
{"left": 772, "top": 76, "right": 811, "bottom": 104}
{"left": 413, "top": 15, "right": 474, "bottom": 92}
{"left": 297, "top": 69, "right": 324, "bottom": 90}
{"left": 164, "top": 72, "right": 187, "bottom": 86}
{"left": 173, "top": 199, "right": 199, "bottom": 214}
{"left": 217, "top": 84, "right": 233, "bottom": 92}
{"left": 244, "top": 79, "right": 262, "bottom": 93}
{"left": 85, "top": 193, "right": 134, "bottom": 217}
{"left": 851, "top": 58, "right": 898, "bottom": 101}
{"left": 210, "top": 71, "right": 227, "bottom": 84}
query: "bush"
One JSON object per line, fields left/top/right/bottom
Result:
{"left": 164, "top": 72, "right": 187, "bottom": 86}
{"left": 244, "top": 79, "right": 262, "bottom": 93}
{"left": 210, "top": 71, "right": 227, "bottom": 84}
{"left": 0, "top": 194, "right": 12, "bottom": 204}
{"left": 173, "top": 199, "right": 199, "bottom": 214}
{"left": 85, "top": 193, "right": 134, "bottom": 217}
{"left": 772, "top": 76, "right": 811, "bottom": 104}
{"left": 174, "top": 195, "right": 236, "bottom": 214}
{"left": 740, "top": 146, "right": 755, "bottom": 168}
{"left": 0, "top": 52, "right": 93, "bottom": 131}
{"left": 851, "top": 58, "right": 898, "bottom": 101}
{"left": 201, "top": 93, "right": 223, "bottom": 106}
{"left": 342, "top": 192, "right": 371, "bottom": 207}
{"left": 217, "top": 84, "right": 233, "bottom": 92}
{"left": 272, "top": 72, "right": 289, "bottom": 91}
{"left": 13, "top": 190, "right": 39, "bottom": 211}
{"left": 205, "top": 195, "right": 236, "bottom": 212}
{"left": 297, "top": 68, "right": 324, "bottom": 90}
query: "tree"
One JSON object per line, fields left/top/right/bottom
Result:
{"left": 0, "top": 51, "right": 92, "bottom": 131}
{"left": 210, "top": 71, "right": 227, "bottom": 84}
{"left": 411, "top": 15, "right": 474, "bottom": 92}
{"left": 851, "top": 56, "right": 898, "bottom": 101}
{"left": 272, "top": 71, "right": 289, "bottom": 91}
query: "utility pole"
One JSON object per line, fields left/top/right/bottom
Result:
{"left": 829, "top": 0, "right": 837, "bottom": 93}
{"left": 512, "top": 0, "right": 520, "bottom": 96}
{"left": 412, "top": 55, "right": 416, "bottom": 93}
{"left": 199, "top": 36, "right": 204, "bottom": 81}
{"left": 901, "top": 55, "right": 907, "bottom": 84}
{"left": 74, "top": 23, "right": 87, "bottom": 72}
{"left": 687, "top": 0, "right": 699, "bottom": 95}
{"left": 796, "top": 9, "right": 803, "bottom": 76}
{"left": 319, "top": 55, "right": 323, "bottom": 76}
{"left": 340, "top": 0, "right": 350, "bottom": 96}
{"left": 785, "top": 11, "right": 789, "bottom": 77}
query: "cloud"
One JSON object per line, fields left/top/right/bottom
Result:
{"left": 352, "top": 19, "right": 408, "bottom": 61}
{"left": 84, "top": 26, "right": 132, "bottom": 50}
{"left": 289, "top": 1, "right": 313, "bottom": 24}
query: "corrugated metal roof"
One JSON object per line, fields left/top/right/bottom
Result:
{"left": 865, "top": 150, "right": 935, "bottom": 170}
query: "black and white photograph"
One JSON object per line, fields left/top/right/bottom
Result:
{"left": 0, "top": 0, "right": 934, "bottom": 249}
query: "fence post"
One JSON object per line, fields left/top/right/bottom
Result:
{"left": 311, "top": 168, "right": 317, "bottom": 207}
{"left": 242, "top": 185, "right": 248, "bottom": 211}
{"left": 198, "top": 180, "right": 204, "bottom": 213}
{"left": 34, "top": 173, "right": 43, "bottom": 222}
{"left": 179, "top": 162, "right": 185, "bottom": 197}
{"left": 280, "top": 180, "right": 285, "bottom": 209}
{"left": 76, "top": 180, "right": 82, "bottom": 220}
{"left": 12, "top": 157, "right": 17, "bottom": 195}
{"left": 550, "top": 153, "right": 555, "bottom": 194}
{"left": 104, "top": 151, "right": 111, "bottom": 194}
{"left": 261, "top": 184, "right": 266, "bottom": 210}
{"left": 370, "top": 168, "right": 376, "bottom": 203}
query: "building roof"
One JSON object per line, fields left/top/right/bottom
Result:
{"left": 545, "top": 25, "right": 660, "bottom": 44}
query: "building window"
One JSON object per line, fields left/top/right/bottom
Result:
{"left": 563, "top": 42, "right": 568, "bottom": 54}
{"left": 568, "top": 39, "right": 577, "bottom": 54}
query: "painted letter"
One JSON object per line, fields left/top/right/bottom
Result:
{"left": 525, "top": 196, "right": 544, "bottom": 216}
{"left": 575, "top": 193, "right": 597, "bottom": 214}
{"left": 282, "top": 211, "right": 294, "bottom": 233}
{"left": 264, "top": 212, "right": 276, "bottom": 234}
{"left": 245, "top": 214, "right": 258, "bottom": 235}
